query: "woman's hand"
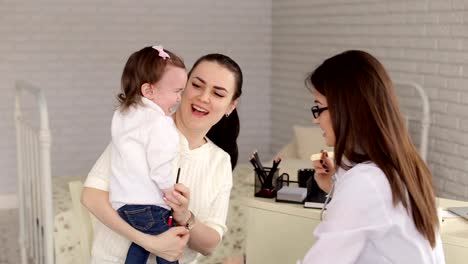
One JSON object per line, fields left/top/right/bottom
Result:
{"left": 141, "top": 226, "right": 190, "bottom": 261}
{"left": 164, "top": 183, "right": 191, "bottom": 226}
{"left": 313, "top": 150, "right": 335, "bottom": 193}
{"left": 81, "top": 187, "right": 189, "bottom": 261}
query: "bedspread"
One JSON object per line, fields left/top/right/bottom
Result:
{"left": 50, "top": 168, "right": 253, "bottom": 264}
{"left": 198, "top": 163, "right": 253, "bottom": 264}
{"left": 52, "top": 175, "right": 85, "bottom": 264}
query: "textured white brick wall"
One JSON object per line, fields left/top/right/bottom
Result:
{"left": 0, "top": 0, "right": 272, "bottom": 195}
{"left": 272, "top": 0, "right": 468, "bottom": 200}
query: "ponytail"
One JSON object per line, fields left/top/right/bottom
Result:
{"left": 207, "top": 109, "right": 240, "bottom": 170}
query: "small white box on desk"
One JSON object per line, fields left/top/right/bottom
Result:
{"left": 276, "top": 186, "right": 307, "bottom": 203}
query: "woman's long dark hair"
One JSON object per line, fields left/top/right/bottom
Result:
{"left": 307, "top": 50, "right": 438, "bottom": 248}
{"left": 189, "top": 54, "right": 243, "bottom": 169}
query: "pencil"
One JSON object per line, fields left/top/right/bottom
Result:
{"left": 176, "top": 167, "right": 181, "bottom": 183}
{"left": 168, "top": 167, "right": 181, "bottom": 227}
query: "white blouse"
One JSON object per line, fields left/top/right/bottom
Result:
{"left": 110, "top": 97, "right": 179, "bottom": 210}
{"left": 85, "top": 132, "right": 233, "bottom": 264}
{"left": 300, "top": 162, "right": 446, "bottom": 264}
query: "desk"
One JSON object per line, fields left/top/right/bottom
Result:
{"left": 243, "top": 196, "right": 468, "bottom": 264}
{"left": 439, "top": 198, "right": 468, "bottom": 264}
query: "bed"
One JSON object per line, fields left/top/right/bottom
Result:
{"left": 15, "top": 81, "right": 86, "bottom": 264}
{"left": 15, "top": 80, "right": 54, "bottom": 264}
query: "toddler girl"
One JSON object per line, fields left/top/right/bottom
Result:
{"left": 110, "top": 45, "right": 187, "bottom": 264}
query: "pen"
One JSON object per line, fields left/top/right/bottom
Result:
{"left": 249, "top": 155, "right": 260, "bottom": 170}
{"left": 253, "top": 150, "right": 265, "bottom": 171}
{"left": 168, "top": 167, "right": 181, "bottom": 227}
{"left": 254, "top": 168, "right": 265, "bottom": 186}
{"left": 253, "top": 150, "right": 269, "bottom": 180}
{"left": 250, "top": 156, "right": 265, "bottom": 183}
{"left": 265, "top": 157, "right": 281, "bottom": 189}
{"left": 251, "top": 152, "right": 269, "bottom": 187}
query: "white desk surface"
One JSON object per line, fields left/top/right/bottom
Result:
{"left": 241, "top": 158, "right": 468, "bottom": 263}
{"left": 438, "top": 198, "right": 468, "bottom": 247}
{"left": 242, "top": 195, "right": 468, "bottom": 247}
{"left": 242, "top": 195, "right": 321, "bottom": 219}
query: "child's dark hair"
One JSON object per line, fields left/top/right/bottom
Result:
{"left": 189, "top": 54, "right": 243, "bottom": 169}
{"left": 118, "top": 46, "right": 185, "bottom": 112}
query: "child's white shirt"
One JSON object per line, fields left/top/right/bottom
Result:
{"left": 109, "top": 97, "right": 179, "bottom": 210}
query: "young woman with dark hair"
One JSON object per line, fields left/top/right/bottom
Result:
{"left": 81, "top": 52, "right": 243, "bottom": 264}
{"left": 188, "top": 53, "right": 243, "bottom": 169}
{"left": 301, "top": 50, "right": 445, "bottom": 263}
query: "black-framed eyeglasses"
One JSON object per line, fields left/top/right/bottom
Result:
{"left": 311, "top": 105, "right": 328, "bottom": 119}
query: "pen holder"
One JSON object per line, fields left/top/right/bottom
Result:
{"left": 254, "top": 167, "right": 279, "bottom": 198}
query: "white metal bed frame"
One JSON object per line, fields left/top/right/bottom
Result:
{"left": 15, "top": 80, "right": 54, "bottom": 264}
{"left": 394, "top": 80, "right": 430, "bottom": 162}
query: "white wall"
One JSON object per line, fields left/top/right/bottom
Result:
{"left": 272, "top": 0, "right": 468, "bottom": 200}
{"left": 0, "top": 0, "right": 272, "bottom": 196}
{"left": 4, "top": 0, "right": 467, "bottom": 202}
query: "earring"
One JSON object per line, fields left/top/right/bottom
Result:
{"left": 225, "top": 113, "right": 230, "bottom": 118}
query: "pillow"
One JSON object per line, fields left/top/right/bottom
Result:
{"left": 277, "top": 158, "right": 316, "bottom": 180}
{"left": 293, "top": 125, "right": 331, "bottom": 160}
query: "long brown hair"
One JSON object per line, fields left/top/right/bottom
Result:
{"left": 307, "top": 50, "right": 438, "bottom": 247}
{"left": 118, "top": 46, "right": 185, "bottom": 112}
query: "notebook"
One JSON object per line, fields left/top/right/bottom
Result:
{"left": 303, "top": 190, "right": 327, "bottom": 208}
{"left": 448, "top": 207, "right": 468, "bottom": 220}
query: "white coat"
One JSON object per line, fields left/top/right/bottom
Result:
{"left": 299, "top": 162, "right": 445, "bottom": 264}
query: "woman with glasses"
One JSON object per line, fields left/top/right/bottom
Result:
{"left": 300, "top": 50, "right": 445, "bottom": 264}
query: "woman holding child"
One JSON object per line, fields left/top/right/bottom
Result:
{"left": 81, "top": 47, "right": 243, "bottom": 264}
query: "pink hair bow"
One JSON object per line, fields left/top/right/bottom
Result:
{"left": 152, "top": 45, "right": 170, "bottom": 60}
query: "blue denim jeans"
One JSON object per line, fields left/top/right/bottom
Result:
{"left": 117, "top": 204, "right": 178, "bottom": 264}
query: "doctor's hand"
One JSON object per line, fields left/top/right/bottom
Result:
{"left": 313, "top": 150, "right": 335, "bottom": 193}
